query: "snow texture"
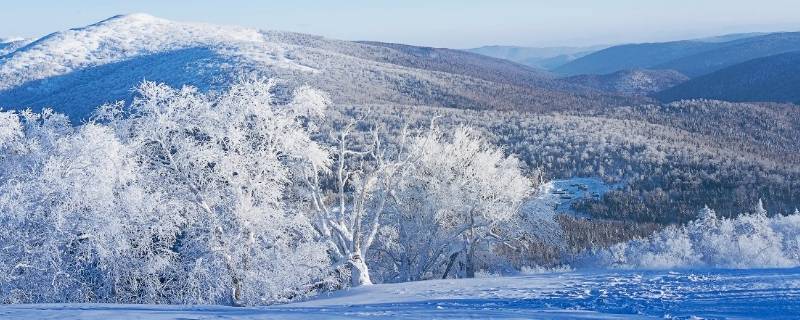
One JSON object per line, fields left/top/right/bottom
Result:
{"left": 1, "top": 268, "right": 797, "bottom": 319}
{"left": 0, "top": 13, "right": 311, "bottom": 91}
{"left": 0, "top": 14, "right": 318, "bottom": 120}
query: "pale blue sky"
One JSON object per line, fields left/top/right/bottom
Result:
{"left": 2, "top": 0, "right": 799, "bottom": 48}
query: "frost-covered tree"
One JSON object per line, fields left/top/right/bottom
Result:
{"left": 303, "top": 121, "right": 532, "bottom": 284}
{"left": 0, "top": 79, "right": 335, "bottom": 306}
{"left": 397, "top": 126, "right": 531, "bottom": 278}
{"left": 116, "top": 79, "right": 332, "bottom": 305}
{"left": 302, "top": 122, "right": 413, "bottom": 287}
{"left": 382, "top": 126, "right": 532, "bottom": 279}
{"left": 584, "top": 204, "right": 800, "bottom": 269}
{"left": 0, "top": 110, "right": 155, "bottom": 303}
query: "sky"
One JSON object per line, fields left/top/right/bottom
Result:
{"left": 2, "top": 0, "right": 799, "bottom": 48}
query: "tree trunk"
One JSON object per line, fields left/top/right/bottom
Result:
{"left": 465, "top": 243, "right": 476, "bottom": 278}
{"left": 231, "top": 276, "right": 243, "bottom": 306}
{"left": 442, "top": 251, "right": 459, "bottom": 279}
{"left": 349, "top": 254, "right": 373, "bottom": 287}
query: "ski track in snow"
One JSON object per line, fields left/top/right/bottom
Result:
{"left": 2, "top": 268, "right": 798, "bottom": 319}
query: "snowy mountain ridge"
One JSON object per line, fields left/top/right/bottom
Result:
{"left": 0, "top": 37, "right": 31, "bottom": 56}
{"left": 0, "top": 14, "right": 634, "bottom": 121}
{"left": 0, "top": 13, "right": 313, "bottom": 92}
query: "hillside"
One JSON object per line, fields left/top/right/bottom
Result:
{"left": 0, "top": 38, "right": 31, "bottom": 56}
{"left": 554, "top": 32, "right": 800, "bottom": 77}
{"left": 0, "top": 14, "right": 629, "bottom": 121}
{"left": 554, "top": 40, "right": 715, "bottom": 76}
{"left": 655, "top": 51, "right": 800, "bottom": 103}
{"left": 565, "top": 69, "right": 688, "bottom": 95}
{"left": 355, "top": 41, "right": 560, "bottom": 87}
{"left": 656, "top": 32, "right": 800, "bottom": 77}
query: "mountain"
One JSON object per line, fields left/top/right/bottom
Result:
{"left": 654, "top": 51, "right": 800, "bottom": 104}
{"left": 0, "top": 38, "right": 31, "bottom": 56}
{"left": 554, "top": 40, "right": 716, "bottom": 76}
{"left": 655, "top": 32, "right": 800, "bottom": 77}
{"left": 554, "top": 32, "right": 799, "bottom": 77}
{"left": 566, "top": 69, "right": 689, "bottom": 95}
{"left": 466, "top": 45, "right": 605, "bottom": 70}
{"left": 0, "top": 14, "right": 631, "bottom": 121}
{"left": 694, "top": 32, "right": 768, "bottom": 43}
{"left": 356, "top": 41, "right": 558, "bottom": 87}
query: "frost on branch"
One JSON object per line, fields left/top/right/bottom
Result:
{"left": 303, "top": 121, "right": 536, "bottom": 285}
{"left": 383, "top": 125, "right": 532, "bottom": 280}
{"left": 0, "top": 79, "right": 332, "bottom": 306}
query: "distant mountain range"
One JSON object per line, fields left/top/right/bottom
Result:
{"left": 555, "top": 32, "right": 800, "bottom": 77}
{"left": 465, "top": 45, "right": 606, "bottom": 70}
{"left": 470, "top": 31, "right": 799, "bottom": 104}
{"left": 464, "top": 33, "right": 765, "bottom": 73}
{"left": 655, "top": 51, "right": 800, "bottom": 104}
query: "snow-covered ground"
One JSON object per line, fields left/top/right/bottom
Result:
{"left": 524, "top": 177, "right": 620, "bottom": 218}
{"left": 3, "top": 267, "right": 797, "bottom": 319}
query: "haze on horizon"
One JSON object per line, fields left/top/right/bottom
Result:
{"left": 2, "top": 0, "right": 799, "bottom": 49}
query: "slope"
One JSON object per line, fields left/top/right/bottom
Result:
{"left": 0, "top": 14, "right": 631, "bottom": 121}
{"left": 566, "top": 69, "right": 688, "bottom": 95}
{"left": 655, "top": 32, "right": 800, "bottom": 77}
{"left": 1, "top": 268, "right": 798, "bottom": 319}
{"left": 0, "top": 38, "right": 31, "bottom": 56}
{"left": 654, "top": 51, "right": 800, "bottom": 103}
{"left": 554, "top": 32, "right": 798, "bottom": 77}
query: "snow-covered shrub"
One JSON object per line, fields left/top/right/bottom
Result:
{"left": 0, "top": 110, "right": 150, "bottom": 303}
{"left": 0, "top": 79, "right": 332, "bottom": 305}
{"left": 371, "top": 125, "right": 533, "bottom": 281}
{"left": 118, "top": 78, "right": 332, "bottom": 305}
{"left": 582, "top": 203, "right": 800, "bottom": 269}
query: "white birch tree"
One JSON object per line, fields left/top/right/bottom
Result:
{"left": 302, "top": 121, "right": 419, "bottom": 286}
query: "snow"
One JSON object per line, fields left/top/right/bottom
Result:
{"left": 0, "top": 14, "right": 335, "bottom": 120}
{"left": 524, "top": 177, "right": 620, "bottom": 218}
{"left": 0, "top": 38, "right": 31, "bottom": 56}
{"left": 1, "top": 268, "right": 797, "bottom": 319}
{"left": 0, "top": 13, "right": 314, "bottom": 91}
